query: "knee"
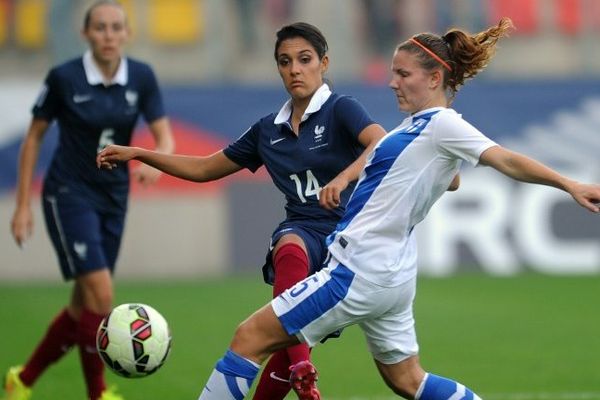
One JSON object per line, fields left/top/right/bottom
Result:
{"left": 229, "top": 318, "right": 265, "bottom": 362}
{"left": 95, "top": 291, "right": 114, "bottom": 313}
{"left": 88, "top": 283, "right": 114, "bottom": 313}
{"left": 379, "top": 358, "right": 425, "bottom": 399}
{"left": 386, "top": 374, "right": 422, "bottom": 399}
{"left": 232, "top": 318, "right": 261, "bottom": 347}
{"left": 80, "top": 283, "right": 114, "bottom": 314}
{"left": 233, "top": 321, "right": 249, "bottom": 342}
{"left": 230, "top": 312, "right": 288, "bottom": 364}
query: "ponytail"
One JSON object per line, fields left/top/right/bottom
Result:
{"left": 444, "top": 18, "right": 514, "bottom": 95}
{"left": 397, "top": 18, "right": 514, "bottom": 100}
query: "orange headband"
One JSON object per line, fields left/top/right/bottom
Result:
{"left": 409, "top": 38, "right": 452, "bottom": 71}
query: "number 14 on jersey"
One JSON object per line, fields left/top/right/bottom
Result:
{"left": 290, "top": 170, "right": 321, "bottom": 203}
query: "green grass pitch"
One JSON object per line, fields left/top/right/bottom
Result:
{"left": 1, "top": 274, "right": 599, "bottom": 399}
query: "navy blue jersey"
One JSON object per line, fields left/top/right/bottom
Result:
{"left": 223, "top": 86, "right": 375, "bottom": 230}
{"left": 33, "top": 53, "right": 165, "bottom": 211}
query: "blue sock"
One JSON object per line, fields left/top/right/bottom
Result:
{"left": 198, "top": 350, "right": 260, "bottom": 400}
{"left": 416, "top": 373, "right": 481, "bottom": 400}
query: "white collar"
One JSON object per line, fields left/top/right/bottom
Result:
{"left": 274, "top": 83, "right": 332, "bottom": 125}
{"left": 83, "top": 50, "right": 128, "bottom": 86}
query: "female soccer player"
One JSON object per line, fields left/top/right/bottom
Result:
{"left": 169, "top": 17, "right": 600, "bottom": 400}
{"left": 97, "top": 22, "right": 387, "bottom": 400}
{"left": 5, "top": 2, "right": 174, "bottom": 400}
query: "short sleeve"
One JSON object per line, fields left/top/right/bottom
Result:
{"left": 433, "top": 111, "right": 497, "bottom": 166}
{"left": 334, "top": 96, "right": 376, "bottom": 142}
{"left": 139, "top": 65, "right": 166, "bottom": 123}
{"left": 32, "top": 69, "right": 61, "bottom": 121}
{"left": 222, "top": 123, "right": 263, "bottom": 172}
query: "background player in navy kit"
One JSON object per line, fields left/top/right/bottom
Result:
{"left": 128, "top": 18, "right": 598, "bottom": 400}
{"left": 5, "top": 2, "right": 174, "bottom": 400}
{"left": 97, "top": 22, "right": 387, "bottom": 400}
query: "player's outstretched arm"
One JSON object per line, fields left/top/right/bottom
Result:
{"left": 479, "top": 145, "right": 600, "bottom": 212}
{"left": 96, "top": 145, "right": 242, "bottom": 183}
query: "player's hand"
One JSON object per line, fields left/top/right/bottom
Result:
{"left": 319, "top": 176, "right": 349, "bottom": 210}
{"left": 96, "top": 145, "right": 138, "bottom": 170}
{"left": 568, "top": 182, "right": 600, "bottom": 213}
{"left": 132, "top": 163, "right": 162, "bottom": 187}
{"left": 11, "top": 206, "right": 33, "bottom": 248}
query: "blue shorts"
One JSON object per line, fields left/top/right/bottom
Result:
{"left": 261, "top": 221, "right": 333, "bottom": 285}
{"left": 42, "top": 184, "right": 126, "bottom": 281}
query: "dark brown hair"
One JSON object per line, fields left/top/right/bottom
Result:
{"left": 274, "top": 22, "right": 329, "bottom": 61}
{"left": 397, "top": 18, "right": 514, "bottom": 99}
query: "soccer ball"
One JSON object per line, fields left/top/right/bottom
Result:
{"left": 96, "top": 303, "right": 172, "bottom": 378}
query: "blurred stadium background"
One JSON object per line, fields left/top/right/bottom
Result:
{"left": 1, "top": 0, "right": 599, "bottom": 281}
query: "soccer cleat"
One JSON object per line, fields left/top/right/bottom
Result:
{"left": 289, "top": 361, "right": 321, "bottom": 400}
{"left": 2, "top": 366, "right": 32, "bottom": 400}
{"left": 99, "top": 386, "right": 124, "bottom": 400}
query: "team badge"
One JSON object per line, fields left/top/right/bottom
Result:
{"left": 73, "top": 242, "right": 88, "bottom": 260}
{"left": 314, "top": 125, "right": 325, "bottom": 142}
{"left": 125, "top": 90, "right": 138, "bottom": 107}
{"left": 309, "top": 124, "right": 328, "bottom": 150}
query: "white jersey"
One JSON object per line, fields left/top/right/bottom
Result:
{"left": 327, "top": 107, "right": 497, "bottom": 287}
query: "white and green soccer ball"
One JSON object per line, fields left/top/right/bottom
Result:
{"left": 96, "top": 303, "right": 172, "bottom": 378}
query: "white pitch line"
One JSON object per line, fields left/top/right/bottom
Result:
{"left": 325, "top": 393, "right": 600, "bottom": 400}
{"left": 485, "top": 393, "right": 600, "bottom": 400}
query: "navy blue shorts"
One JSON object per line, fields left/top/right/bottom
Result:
{"left": 42, "top": 185, "right": 126, "bottom": 281}
{"left": 262, "top": 221, "right": 333, "bottom": 285}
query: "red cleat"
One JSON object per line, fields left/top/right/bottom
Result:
{"left": 289, "top": 361, "right": 321, "bottom": 400}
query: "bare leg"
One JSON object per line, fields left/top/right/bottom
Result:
{"left": 70, "top": 268, "right": 114, "bottom": 316}
{"left": 73, "top": 269, "right": 114, "bottom": 400}
{"left": 375, "top": 355, "right": 482, "bottom": 400}
{"left": 231, "top": 304, "right": 300, "bottom": 363}
{"left": 199, "top": 304, "right": 299, "bottom": 399}
{"left": 375, "top": 355, "right": 426, "bottom": 399}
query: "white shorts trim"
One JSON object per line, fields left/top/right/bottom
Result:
{"left": 272, "top": 257, "right": 419, "bottom": 364}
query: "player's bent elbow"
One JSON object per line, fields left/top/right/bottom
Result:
{"left": 447, "top": 174, "right": 460, "bottom": 191}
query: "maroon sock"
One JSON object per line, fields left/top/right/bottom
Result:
{"left": 286, "top": 342, "right": 311, "bottom": 366}
{"left": 272, "top": 243, "right": 312, "bottom": 365}
{"left": 253, "top": 243, "right": 312, "bottom": 399}
{"left": 78, "top": 309, "right": 106, "bottom": 400}
{"left": 272, "top": 243, "right": 309, "bottom": 298}
{"left": 252, "top": 350, "right": 292, "bottom": 400}
{"left": 19, "top": 309, "right": 78, "bottom": 387}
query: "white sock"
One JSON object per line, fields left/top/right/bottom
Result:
{"left": 198, "top": 350, "right": 260, "bottom": 400}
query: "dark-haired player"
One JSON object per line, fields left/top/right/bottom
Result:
{"left": 97, "top": 22, "right": 387, "bottom": 400}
